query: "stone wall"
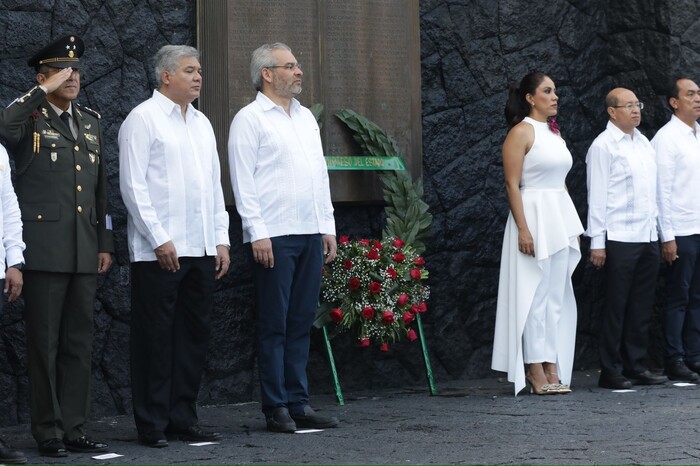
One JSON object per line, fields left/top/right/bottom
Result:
{"left": 0, "top": 0, "right": 696, "bottom": 426}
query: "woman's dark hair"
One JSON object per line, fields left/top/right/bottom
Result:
{"left": 504, "top": 71, "right": 549, "bottom": 128}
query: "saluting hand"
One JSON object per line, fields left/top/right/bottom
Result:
{"left": 41, "top": 67, "right": 74, "bottom": 94}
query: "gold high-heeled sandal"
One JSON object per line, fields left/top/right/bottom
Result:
{"left": 544, "top": 371, "right": 572, "bottom": 394}
{"left": 526, "top": 373, "right": 559, "bottom": 395}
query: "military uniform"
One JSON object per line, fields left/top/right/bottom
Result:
{"left": 0, "top": 35, "right": 113, "bottom": 455}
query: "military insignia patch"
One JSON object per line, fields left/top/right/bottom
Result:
{"left": 41, "top": 108, "right": 49, "bottom": 118}
{"left": 84, "top": 133, "right": 97, "bottom": 143}
{"left": 51, "top": 152, "right": 57, "bottom": 162}
{"left": 89, "top": 153, "right": 96, "bottom": 163}
{"left": 42, "top": 129, "right": 60, "bottom": 140}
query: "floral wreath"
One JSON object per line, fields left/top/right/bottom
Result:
{"left": 319, "top": 235, "right": 429, "bottom": 351}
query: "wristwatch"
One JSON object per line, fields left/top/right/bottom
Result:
{"left": 9, "top": 263, "right": 24, "bottom": 271}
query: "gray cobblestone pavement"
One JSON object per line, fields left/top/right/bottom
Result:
{"left": 4, "top": 369, "right": 700, "bottom": 464}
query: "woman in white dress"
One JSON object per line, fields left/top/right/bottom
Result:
{"left": 491, "top": 71, "right": 584, "bottom": 395}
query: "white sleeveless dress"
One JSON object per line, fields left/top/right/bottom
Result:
{"left": 491, "top": 117, "right": 584, "bottom": 395}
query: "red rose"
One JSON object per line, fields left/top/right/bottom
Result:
{"left": 372, "top": 240, "right": 383, "bottom": 249}
{"left": 386, "top": 267, "right": 397, "bottom": 280}
{"left": 402, "top": 311, "right": 415, "bottom": 324}
{"left": 379, "top": 342, "right": 389, "bottom": 352}
{"left": 410, "top": 304, "right": 420, "bottom": 314}
{"left": 366, "top": 248, "right": 380, "bottom": 260}
{"left": 417, "top": 302, "right": 428, "bottom": 313}
{"left": 369, "top": 281, "right": 382, "bottom": 294}
{"left": 382, "top": 311, "right": 394, "bottom": 324}
{"left": 339, "top": 235, "right": 350, "bottom": 245}
{"left": 414, "top": 257, "right": 425, "bottom": 267}
{"left": 406, "top": 329, "right": 418, "bottom": 342}
{"left": 410, "top": 268, "right": 422, "bottom": 280}
{"left": 344, "top": 259, "right": 353, "bottom": 270}
{"left": 362, "top": 306, "right": 374, "bottom": 319}
{"left": 392, "top": 252, "right": 406, "bottom": 263}
{"left": 397, "top": 293, "right": 409, "bottom": 306}
{"left": 392, "top": 238, "right": 405, "bottom": 248}
{"left": 329, "top": 308, "right": 343, "bottom": 322}
{"left": 348, "top": 277, "right": 361, "bottom": 291}
{"left": 359, "top": 337, "right": 370, "bottom": 348}
{"left": 359, "top": 238, "right": 370, "bottom": 247}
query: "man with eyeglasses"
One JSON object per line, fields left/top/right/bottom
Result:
{"left": 586, "top": 87, "right": 667, "bottom": 389}
{"left": 652, "top": 77, "right": 700, "bottom": 382}
{"left": 228, "top": 43, "right": 339, "bottom": 432}
{"left": 0, "top": 36, "right": 114, "bottom": 457}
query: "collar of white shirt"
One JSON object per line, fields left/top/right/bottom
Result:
{"left": 255, "top": 91, "right": 301, "bottom": 113}
{"left": 152, "top": 89, "right": 197, "bottom": 117}
{"left": 669, "top": 113, "right": 700, "bottom": 135}
{"left": 605, "top": 119, "right": 643, "bottom": 143}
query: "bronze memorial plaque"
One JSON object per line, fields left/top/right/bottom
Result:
{"left": 197, "top": 0, "right": 421, "bottom": 203}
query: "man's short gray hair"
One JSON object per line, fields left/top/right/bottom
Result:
{"left": 154, "top": 45, "right": 200, "bottom": 87}
{"left": 250, "top": 42, "right": 291, "bottom": 91}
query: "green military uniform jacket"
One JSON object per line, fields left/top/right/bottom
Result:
{"left": 0, "top": 86, "right": 114, "bottom": 273}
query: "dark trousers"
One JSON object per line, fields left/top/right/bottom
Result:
{"left": 599, "top": 241, "right": 659, "bottom": 375}
{"left": 23, "top": 271, "right": 97, "bottom": 443}
{"left": 663, "top": 234, "right": 700, "bottom": 363}
{"left": 130, "top": 256, "right": 215, "bottom": 435}
{"left": 250, "top": 234, "right": 323, "bottom": 417}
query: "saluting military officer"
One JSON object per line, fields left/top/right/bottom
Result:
{"left": 0, "top": 35, "right": 114, "bottom": 458}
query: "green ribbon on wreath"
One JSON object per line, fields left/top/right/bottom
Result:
{"left": 325, "top": 156, "right": 407, "bottom": 171}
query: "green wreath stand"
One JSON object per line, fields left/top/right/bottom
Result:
{"left": 317, "top": 108, "right": 437, "bottom": 405}
{"left": 322, "top": 315, "right": 437, "bottom": 406}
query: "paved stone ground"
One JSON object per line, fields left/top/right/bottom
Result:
{"left": 3, "top": 369, "right": 700, "bottom": 464}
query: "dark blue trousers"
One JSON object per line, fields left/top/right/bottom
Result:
{"left": 664, "top": 234, "right": 700, "bottom": 363}
{"left": 250, "top": 234, "right": 323, "bottom": 417}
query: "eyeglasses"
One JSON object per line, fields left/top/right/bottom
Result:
{"left": 265, "top": 63, "right": 302, "bottom": 71}
{"left": 611, "top": 102, "right": 644, "bottom": 110}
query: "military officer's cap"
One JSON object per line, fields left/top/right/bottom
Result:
{"left": 27, "top": 35, "right": 84, "bottom": 70}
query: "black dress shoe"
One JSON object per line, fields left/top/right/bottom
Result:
{"left": 64, "top": 435, "right": 108, "bottom": 453}
{"left": 0, "top": 438, "right": 26, "bottom": 464}
{"left": 138, "top": 431, "right": 168, "bottom": 448}
{"left": 685, "top": 360, "right": 700, "bottom": 374}
{"left": 623, "top": 370, "right": 668, "bottom": 385}
{"left": 165, "top": 425, "right": 221, "bottom": 442}
{"left": 37, "top": 438, "right": 68, "bottom": 458}
{"left": 666, "top": 359, "right": 700, "bottom": 381}
{"left": 290, "top": 405, "right": 340, "bottom": 429}
{"left": 266, "top": 407, "right": 297, "bottom": 433}
{"left": 598, "top": 373, "right": 632, "bottom": 389}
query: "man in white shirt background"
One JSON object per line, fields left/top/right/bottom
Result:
{"left": 228, "top": 42, "right": 339, "bottom": 433}
{"left": 119, "top": 45, "right": 230, "bottom": 448}
{"left": 0, "top": 143, "right": 26, "bottom": 464}
{"left": 586, "top": 87, "right": 667, "bottom": 389}
{"left": 652, "top": 77, "right": 700, "bottom": 382}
